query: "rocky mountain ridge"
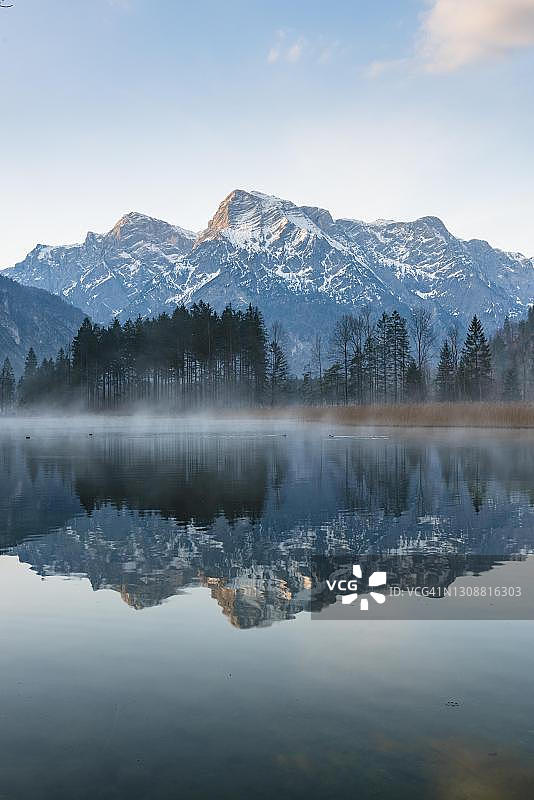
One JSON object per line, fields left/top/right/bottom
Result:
{"left": 5, "top": 190, "right": 534, "bottom": 365}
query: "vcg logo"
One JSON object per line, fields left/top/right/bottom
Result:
{"left": 327, "top": 564, "right": 387, "bottom": 611}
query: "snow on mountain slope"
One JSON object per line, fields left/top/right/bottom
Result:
{"left": 5, "top": 190, "right": 534, "bottom": 366}
{"left": 6, "top": 212, "right": 196, "bottom": 323}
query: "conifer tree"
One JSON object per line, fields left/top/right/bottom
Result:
{"left": 0, "top": 357, "right": 16, "bottom": 412}
{"left": 435, "top": 339, "right": 456, "bottom": 401}
{"left": 502, "top": 364, "right": 519, "bottom": 401}
{"left": 362, "top": 333, "right": 377, "bottom": 404}
{"left": 24, "top": 347, "right": 38, "bottom": 377}
{"left": 459, "top": 316, "right": 492, "bottom": 400}
{"left": 375, "top": 312, "right": 391, "bottom": 402}
{"left": 10, "top": 303, "right": 270, "bottom": 410}
{"left": 267, "top": 322, "right": 288, "bottom": 406}
{"left": 323, "top": 362, "right": 342, "bottom": 404}
{"left": 405, "top": 361, "right": 425, "bottom": 402}
{"left": 389, "top": 310, "right": 410, "bottom": 402}
{"left": 349, "top": 344, "right": 364, "bottom": 404}
{"left": 18, "top": 348, "right": 39, "bottom": 405}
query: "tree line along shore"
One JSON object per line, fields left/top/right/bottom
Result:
{"left": 1, "top": 301, "right": 534, "bottom": 416}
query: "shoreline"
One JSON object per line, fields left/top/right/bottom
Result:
{"left": 3, "top": 402, "right": 534, "bottom": 430}
{"left": 230, "top": 402, "right": 534, "bottom": 430}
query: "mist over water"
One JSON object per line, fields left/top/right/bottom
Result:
{"left": 1, "top": 417, "right": 534, "bottom": 798}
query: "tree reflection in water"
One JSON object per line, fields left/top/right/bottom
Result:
{"left": 2, "top": 427, "right": 534, "bottom": 627}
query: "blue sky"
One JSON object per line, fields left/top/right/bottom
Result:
{"left": 1, "top": 0, "right": 534, "bottom": 265}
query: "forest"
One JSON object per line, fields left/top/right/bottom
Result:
{"left": 0, "top": 300, "right": 533, "bottom": 412}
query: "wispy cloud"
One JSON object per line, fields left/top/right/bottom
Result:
{"left": 286, "top": 39, "right": 305, "bottom": 62}
{"left": 317, "top": 40, "right": 342, "bottom": 64}
{"left": 267, "top": 31, "right": 341, "bottom": 65}
{"left": 267, "top": 46, "right": 281, "bottom": 64}
{"left": 267, "top": 31, "right": 307, "bottom": 64}
{"left": 367, "top": 0, "right": 534, "bottom": 77}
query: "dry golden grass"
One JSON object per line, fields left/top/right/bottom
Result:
{"left": 251, "top": 403, "right": 534, "bottom": 429}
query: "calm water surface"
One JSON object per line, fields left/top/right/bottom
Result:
{"left": 1, "top": 418, "right": 534, "bottom": 799}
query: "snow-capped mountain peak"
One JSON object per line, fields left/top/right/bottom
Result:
{"left": 195, "top": 189, "right": 343, "bottom": 254}
{"left": 5, "top": 212, "right": 196, "bottom": 321}
{"left": 110, "top": 211, "right": 195, "bottom": 248}
{"left": 5, "top": 190, "right": 534, "bottom": 368}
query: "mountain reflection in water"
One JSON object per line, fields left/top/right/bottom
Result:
{"left": 2, "top": 422, "right": 534, "bottom": 628}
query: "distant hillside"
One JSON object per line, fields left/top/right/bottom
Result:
{"left": 0, "top": 274, "right": 85, "bottom": 374}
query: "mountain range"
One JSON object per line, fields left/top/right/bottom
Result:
{"left": 5, "top": 189, "right": 534, "bottom": 367}
{"left": 0, "top": 273, "right": 85, "bottom": 374}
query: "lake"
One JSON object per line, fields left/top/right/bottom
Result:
{"left": 1, "top": 417, "right": 534, "bottom": 799}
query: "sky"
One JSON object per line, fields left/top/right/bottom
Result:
{"left": 1, "top": 0, "right": 534, "bottom": 266}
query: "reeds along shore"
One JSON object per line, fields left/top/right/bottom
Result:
{"left": 254, "top": 403, "right": 534, "bottom": 429}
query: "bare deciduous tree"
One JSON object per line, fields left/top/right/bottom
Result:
{"left": 330, "top": 314, "right": 356, "bottom": 405}
{"left": 311, "top": 334, "right": 323, "bottom": 382}
{"left": 311, "top": 334, "right": 324, "bottom": 403}
{"left": 410, "top": 307, "right": 436, "bottom": 373}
